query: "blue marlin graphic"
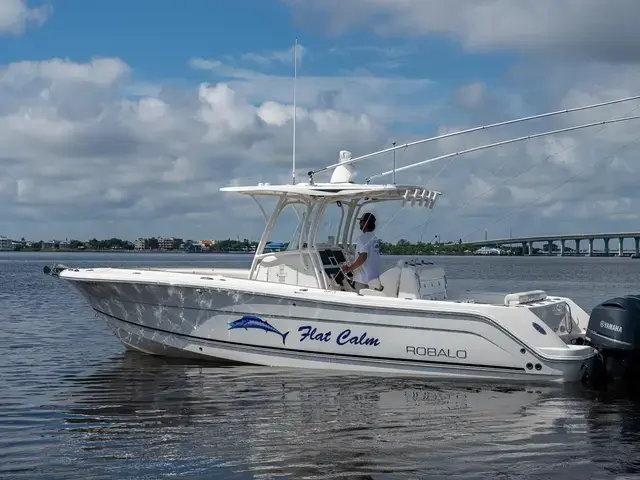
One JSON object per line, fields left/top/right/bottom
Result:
{"left": 227, "top": 315, "right": 289, "bottom": 345}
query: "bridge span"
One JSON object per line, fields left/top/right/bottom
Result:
{"left": 467, "top": 232, "right": 640, "bottom": 256}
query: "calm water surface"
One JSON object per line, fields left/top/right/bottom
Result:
{"left": 2, "top": 252, "right": 640, "bottom": 479}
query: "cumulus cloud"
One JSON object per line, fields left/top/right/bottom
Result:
{"left": 188, "top": 55, "right": 440, "bottom": 128}
{"left": 285, "top": 0, "right": 640, "bottom": 63}
{"left": 0, "top": 0, "right": 51, "bottom": 35}
{"left": 281, "top": 0, "right": 640, "bottom": 241}
{"left": 0, "top": 53, "right": 413, "bottom": 241}
{"left": 0, "top": 57, "right": 129, "bottom": 85}
{"left": 3, "top": 26, "right": 640, "bottom": 244}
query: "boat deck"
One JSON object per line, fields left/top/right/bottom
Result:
{"left": 144, "top": 267, "right": 514, "bottom": 305}
{"left": 146, "top": 267, "right": 251, "bottom": 279}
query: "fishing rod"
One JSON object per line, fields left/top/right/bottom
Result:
{"left": 308, "top": 94, "right": 640, "bottom": 182}
{"left": 365, "top": 114, "right": 640, "bottom": 182}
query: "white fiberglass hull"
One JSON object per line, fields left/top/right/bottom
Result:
{"left": 61, "top": 267, "right": 596, "bottom": 384}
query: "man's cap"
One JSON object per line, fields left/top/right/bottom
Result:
{"left": 359, "top": 212, "right": 376, "bottom": 222}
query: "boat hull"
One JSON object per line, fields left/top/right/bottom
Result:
{"left": 98, "top": 311, "right": 593, "bottom": 383}
{"left": 66, "top": 272, "right": 596, "bottom": 385}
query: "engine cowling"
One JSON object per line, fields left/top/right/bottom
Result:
{"left": 585, "top": 295, "right": 640, "bottom": 385}
{"left": 586, "top": 295, "right": 640, "bottom": 352}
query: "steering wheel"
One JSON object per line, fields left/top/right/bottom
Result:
{"left": 333, "top": 267, "right": 354, "bottom": 289}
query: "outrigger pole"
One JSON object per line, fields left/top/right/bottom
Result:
{"left": 365, "top": 114, "right": 640, "bottom": 182}
{"left": 307, "top": 94, "right": 640, "bottom": 182}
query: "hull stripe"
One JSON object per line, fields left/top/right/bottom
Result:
{"left": 94, "top": 308, "right": 526, "bottom": 373}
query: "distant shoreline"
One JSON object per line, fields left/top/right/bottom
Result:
{"left": 6, "top": 249, "right": 623, "bottom": 257}
{"left": 11, "top": 249, "right": 462, "bottom": 256}
{"left": 10, "top": 249, "right": 256, "bottom": 254}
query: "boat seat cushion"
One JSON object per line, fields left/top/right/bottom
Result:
{"left": 375, "top": 266, "right": 402, "bottom": 297}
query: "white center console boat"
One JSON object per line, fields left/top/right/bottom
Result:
{"left": 57, "top": 151, "right": 600, "bottom": 385}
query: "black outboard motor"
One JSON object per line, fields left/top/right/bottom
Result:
{"left": 585, "top": 295, "right": 640, "bottom": 387}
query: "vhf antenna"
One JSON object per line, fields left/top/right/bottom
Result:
{"left": 292, "top": 38, "right": 298, "bottom": 185}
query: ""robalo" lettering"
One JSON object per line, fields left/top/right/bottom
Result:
{"left": 406, "top": 346, "right": 467, "bottom": 359}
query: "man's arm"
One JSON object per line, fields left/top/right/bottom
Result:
{"left": 343, "top": 252, "right": 367, "bottom": 272}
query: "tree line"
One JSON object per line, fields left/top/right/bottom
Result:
{"left": 17, "top": 238, "right": 135, "bottom": 251}
{"left": 15, "top": 236, "right": 494, "bottom": 255}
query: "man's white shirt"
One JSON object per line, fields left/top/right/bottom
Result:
{"left": 354, "top": 231, "right": 381, "bottom": 284}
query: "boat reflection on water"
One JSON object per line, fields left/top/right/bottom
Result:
{"left": 44, "top": 352, "right": 640, "bottom": 478}
{"left": 583, "top": 391, "right": 640, "bottom": 477}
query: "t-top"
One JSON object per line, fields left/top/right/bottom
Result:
{"left": 354, "top": 231, "right": 381, "bottom": 284}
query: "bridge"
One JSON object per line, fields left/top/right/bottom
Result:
{"left": 467, "top": 232, "right": 640, "bottom": 256}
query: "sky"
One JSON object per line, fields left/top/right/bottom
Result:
{"left": 2, "top": 0, "right": 640, "bottom": 244}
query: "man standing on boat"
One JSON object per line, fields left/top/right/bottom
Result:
{"left": 342, "top": 212, "right": 382, "bottom": 292}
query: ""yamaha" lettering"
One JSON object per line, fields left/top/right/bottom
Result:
{"left": 406, "top": 346, "right": 468, "bottom": 359}
{"left": 601, "top": 321, "right": 623, "bottom": 333}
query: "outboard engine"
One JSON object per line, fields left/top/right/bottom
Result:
{"left": 584, "top": 295, "right": 640, "bottom": 387}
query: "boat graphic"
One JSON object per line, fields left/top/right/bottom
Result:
{"left": 228, "top": 315, "right": 290, "bottom": 345}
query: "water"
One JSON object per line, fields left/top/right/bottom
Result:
{"left": 2, "top": 252, "right": 640, "bottom": 479}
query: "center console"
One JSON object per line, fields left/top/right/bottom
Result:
{"left": 318, "top": 248, "right": 354, "bottom": 290}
